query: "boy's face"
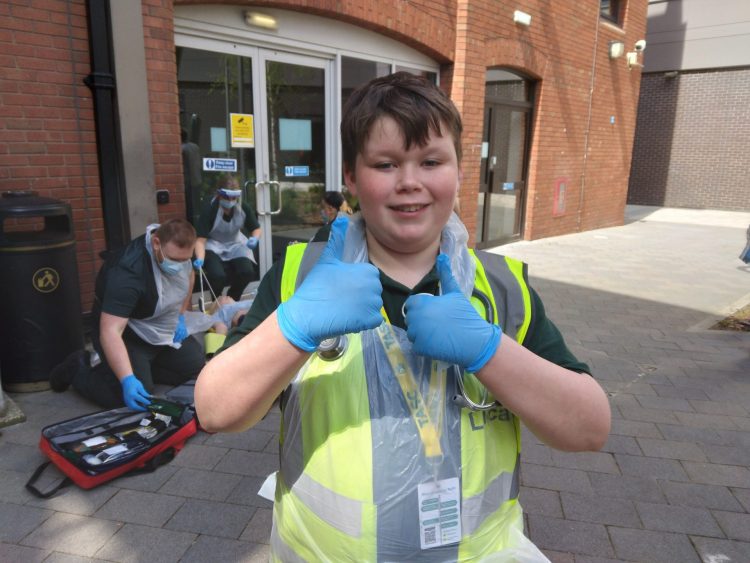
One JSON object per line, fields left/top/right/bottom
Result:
{"left": 344, "top": 116, "right": 461, "bottom": 255}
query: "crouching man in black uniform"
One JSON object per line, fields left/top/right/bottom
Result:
{"left": 50, "top": 219, "right": 205, "bottom": 410}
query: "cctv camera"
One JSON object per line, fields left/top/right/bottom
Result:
{"left": 634, "top": 39, "right": 647, "bottom": 52}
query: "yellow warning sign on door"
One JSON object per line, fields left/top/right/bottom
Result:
{"left": 230, "top": 113, "right": 254, "bottom": 148}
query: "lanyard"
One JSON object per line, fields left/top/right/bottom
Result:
{"left": 374, "top": 322, "right": 446, "bottom": 461}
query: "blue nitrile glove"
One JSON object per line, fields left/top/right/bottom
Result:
{"left": 276, "top": 216, "right": 383, "bottom": 352}
{"left": 404, "top": 254, "right": 501, "bottom": 372}
{"left": 173, "top": 314, "right": 188, "bottom": 343}
{"left": 246, "top": 236, "right": 259, "bottom": 249}
{"left": 121, "top": 375, "right": 151, "bottom": 411}
{"left": 192, "top": 258, "right": 204, "bottom": 270}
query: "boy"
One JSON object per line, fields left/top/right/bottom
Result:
{"left": 195, "top": 73, "right": 610, "bottom": 561}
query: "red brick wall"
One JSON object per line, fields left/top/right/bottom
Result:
{"left": 0, "top": 0, "right": 102, "bottom": 309}
{"left": 455, "top": 0, "right": 647, "bottom": 240}
{"left": 629, "top": 68, "right": 750, "bottom": 212}
{"left": 142, "top": 0, "right": 185, "bottom": 222}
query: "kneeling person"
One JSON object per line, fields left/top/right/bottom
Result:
{"left": 51, "top": 219, "right": 205, "bottom": 410}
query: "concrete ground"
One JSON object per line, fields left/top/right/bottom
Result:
{"left": 1, "top": 205, "right": 749, "bottom": 562}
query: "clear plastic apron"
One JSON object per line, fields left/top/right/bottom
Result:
{"left": 274, "top": 213, "right": 548, "bottom": 561}
{"left": 128, "top": 225, "right": 190, "bottom": 348}
{"left": 204, "top": 204, "right": 255, "bottom": 263}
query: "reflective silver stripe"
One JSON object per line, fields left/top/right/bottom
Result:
{"left": 461, "top": 461, "right": 520, "bottom": 536}
{"left": 270, "top": 521, "right": 307, "bottom": 563}
{"left": 474, "top": 250, "right": 527, "bottom": 341}
{"left": 296, "top": 242, "right": 325, "bottom": 290}
{"left": 291, "top": 472, "right": 363, "bottom": 537}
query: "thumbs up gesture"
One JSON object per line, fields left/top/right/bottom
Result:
{"left": 276, "top": 216, "right": 383, "bottom": 352}
{"left": 404, "top": 254, "right": 501, "bottom": 372}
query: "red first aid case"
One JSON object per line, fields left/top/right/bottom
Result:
{"left": 26, "top": 398, "right": 197, "bottom": 498}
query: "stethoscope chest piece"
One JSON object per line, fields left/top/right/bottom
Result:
{"left": 317, "top": 335, "right": 348, "bottom": 361}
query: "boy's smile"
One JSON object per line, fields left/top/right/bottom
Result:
{"left": 345, "top": 116, "right": 462, "bottom": 257}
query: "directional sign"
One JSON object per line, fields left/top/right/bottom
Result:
{"left": 203, "top": 158, "right": 237, "bottom": 172}
{"left": 284, "top": 165, "right": 309, "bottom": 177}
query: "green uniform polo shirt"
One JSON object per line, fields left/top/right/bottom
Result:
{"left": 93, "top": 233, "right": 159, "bottom": 321}
{"left": 222, "top": 246, "right": 590, "bottom": 375}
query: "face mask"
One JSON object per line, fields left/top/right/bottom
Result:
{"left": 157, "top": 247, "right": 186, "bottom": 276}
{"left": 320, "top": 209, "right": 330, "bottom": 224}
{"left": 219, "top": 199, "right": 237, "bottom": 210}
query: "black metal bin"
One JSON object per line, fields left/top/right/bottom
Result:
{"left": 0, "top": 191, "right": 84, "bottom": 392}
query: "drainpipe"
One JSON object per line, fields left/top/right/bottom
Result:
{"left": 83, "top": 0, "right": 130, "bottom": 251}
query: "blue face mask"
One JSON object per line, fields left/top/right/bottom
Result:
{"left": 321, "top": 209, "right": 333, "bottom": 224}
{"left": 219, "top": 199, "right": 237, "bottom": 210}
{"left": 157, "top": 247, "right": 186, "bottom": 276}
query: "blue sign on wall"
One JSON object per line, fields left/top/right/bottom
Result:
{"left": 284, "top": 165, "right": 310, "bottom": 177}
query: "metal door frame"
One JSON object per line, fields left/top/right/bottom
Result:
{"left": 477, "top": 87, "right": 535, "bottom": 249}
{"left": 253, "top": 50, "right": 333, "bottom": 277}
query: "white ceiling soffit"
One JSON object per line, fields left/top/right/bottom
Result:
{"left": 174, "top": 5, "right": 438, "bottom": 69}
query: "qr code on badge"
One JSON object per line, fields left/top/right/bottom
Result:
{"left": 424, "top": 526, "right": 437, "bottom": 546}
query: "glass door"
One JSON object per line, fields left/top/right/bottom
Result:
{"left": 477, "top": 103, "right": 527, "bottom": 244}
{"left": 476, "top": 70, "right": 534, "bottom": 248}
{"left": 177, "top": 47, "right": 257, "bottom": 227}
{"left": 177, "top": 46, "right": 332, "bottom": 280}
{"left": 255, "top": 52, "right": 331, "bottom": 275}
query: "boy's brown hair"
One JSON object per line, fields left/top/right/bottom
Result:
{"left": 340, "top": 72, "right": 463, "bottom": 175}
{"left": 155, "top": 218, "right": 196, "bottom": 248}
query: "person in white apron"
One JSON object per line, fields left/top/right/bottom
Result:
{"left": 193, "top": 176, "right": 262, "bottom": 300}
{"left": 49, "top": 219, "right": 205, "bottom": 410}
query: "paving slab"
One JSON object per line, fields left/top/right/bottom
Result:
{"left": 95, "top": 523, "right": 195, "bottom": 563}
{"left": 94, "top": 489, "right": 185, "bottom": 527}
{"left": 0, "top": 501, "right": 53, "bottom": 543}
{"left": 179, "top": 535, "right": 270, "bottom": 562}
{"left": 20, "top": 512, "right": 122, "bottom": 557}
{"left": 164, "top": 498, "right": 256, "bottom": 538}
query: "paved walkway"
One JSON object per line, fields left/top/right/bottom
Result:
{"left": 1, "top": 205, "right": 749, "bottom": 562}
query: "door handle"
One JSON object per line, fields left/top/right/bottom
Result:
{"left": 255, "top": 181, "right": 283, "bottom": 216}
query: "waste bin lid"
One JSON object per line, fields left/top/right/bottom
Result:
{"left": 0, "top": 191, "right": 71, "bottom": 217}
{"left": 3, "top": 190, "right": 38, "bottom": 198}
{"left": 0, "top": 191, "right": 74, "bottom": 248}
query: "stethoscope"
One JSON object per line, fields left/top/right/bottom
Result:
{"left": 316, "top": 287, "right": 500, "bottom": 412}
{"left": 450, "top": 288, "right": 500, "bottom": 411}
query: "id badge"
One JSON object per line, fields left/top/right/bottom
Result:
{"left": 417, "top": 477, "right": 461, "bottom": 549}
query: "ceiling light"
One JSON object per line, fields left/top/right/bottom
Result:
{"left": 244, "top": 11, "right": 277, "bottom": 30}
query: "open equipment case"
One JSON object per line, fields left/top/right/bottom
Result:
{"left": 26, "top": 398, "right": 197, "bottom": 498}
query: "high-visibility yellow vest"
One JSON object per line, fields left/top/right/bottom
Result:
{"left": 271, "top": 243, "right": 533, "bottom": 562}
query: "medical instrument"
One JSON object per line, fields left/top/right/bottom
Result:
{"left": 317, "top": 335, "right": 348, "bottom": 361}
{"left": 450, "top": 287, "right": 500, "bottom": 411}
